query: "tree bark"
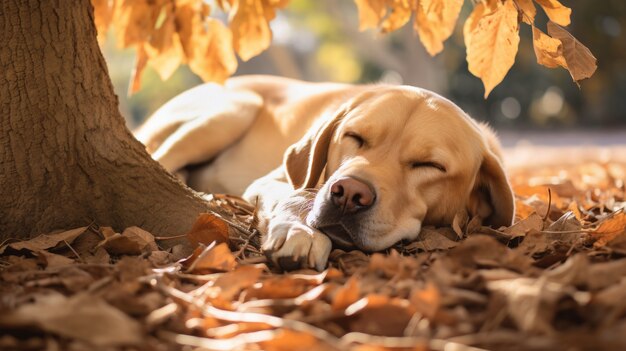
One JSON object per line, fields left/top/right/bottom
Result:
{"left": 0, "top": 0, "right": 212, "bottom": 241}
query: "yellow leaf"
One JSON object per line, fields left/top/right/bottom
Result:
{"left": 516, "top": 0, "right": 536, "bottom": 24}
{"left": 414, "top": 0, "right": 463, "bottom": 56}
{"left": 128, "top": 45, "right": 148, "bottom": 94}
{"left": 547, "top": 21, "right": 597, "bottom": 83}
{"left": 534, "top": 0, "right": 571, "bottom": 26}
{"left": 113, "top": 0, "right": 164, "bottom": 48}
{"left": 92, "top": 0, "right": 117, "bottom": 45}
{"left": 467, "top": 0, "right": 520, "bottom": 98}
{"left": 230, "top": 0, "right": 289, "bottom": 62}
{"left": 380, "top": 0, "right": 413, "bottom": 33}
{"left": 532, "top": 26, "right": 567, "bottom": 69}
{"left": 354, "top": 0, "right": 387, "bottom": 30}
{"left": 463, "top": 2, "right": 487, "bottom": 50}
{"left": 144, "top": 3, "right": 183, "bottom": 80}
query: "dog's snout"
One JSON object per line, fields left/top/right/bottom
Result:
{"left": 329, "top": 177, "right": 375, "bottom": 213}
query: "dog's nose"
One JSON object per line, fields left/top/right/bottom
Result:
{"left": 330, "top": 177, "right": 375, "bottom": 214}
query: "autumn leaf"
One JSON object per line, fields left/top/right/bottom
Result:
{"left": 183, "top": 242, "right": 237, "bottom": 272}
{"left": 380, "top": 0, "right": 412, "bottom": 33}
{"left": 547, "top": 21, "right": 598, "bottom": 84}
{"left": 144, "top": 2, "right": 184, "bottom": 81}
{"left": 591, "top": 212, "right": 626, "bottom": 248}
{"left": 331, "top": 275, "right": 360, "bottom": 311}
{"left": 466, "top": 0, "right": 520, "bottom": 98}
{"left": 353, "top": 0, "right": 386, "bottom": 31}
{"left": 516, "top": 0, "right": 536, "bottom": 25}
{"left": 414, "top": 0, "right": 463, "bottom": 56}
{"left": 532, "top": 26, "right": 567, "bottom": 69}
{"left": 535, "top": 0, "right": 571, "bottom": 26}
{"left": 229, "top": 0, "right": 289, "bottom": 61}
{"left": 186, "top": 212, "right": 230, "bottom": 248}
{"left": 98, "top": 226, "right": 158, "bottom": 255}
{"left": 92, "top": 0, "right": 116, "bottom": 44}
{"left": 113, "top": 0, "right": 163, "bottom": 48}
{"left": 1, "top": 227, "right": 88, "bottom": 253}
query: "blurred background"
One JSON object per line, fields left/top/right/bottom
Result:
{"left": 103, "top": 0, "right": 626, "bottom": 147}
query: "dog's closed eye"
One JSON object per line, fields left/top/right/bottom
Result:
{"left": 410, "top": 161, "right": 446, "bottom": 173}
{"left": 343, "top": 131, "right": 366, "bottom": 148}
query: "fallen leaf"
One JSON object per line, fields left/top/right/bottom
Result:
{"left": 99, "top": 226, "right": 158, "bottom": 255}
{"left": 466, "top": 0, "right": 520, "bottom": 98}
{"left": 503, "top": 212, "right": 544, "bottom": 238}
{"left": 1, "top": 227, "right": 87, "bottom": 253}
{"left": 547, "top": 21, "right": 597, "bottom": 84}
{"left": 332, "top": 275, "right": 361, "bottom": 311}
{"left": 183, "top": 242, "right": 237, "bottom": 273}
{"left": 410, "top": 282, "right": 440, "bottom": 319}
{"left": 591, "top": 211, "right": 626, "bottom": 247}
{"left": 406, "top": 226, "right": 459, "bottom": 251}
{"left": 0, "top": 293, "right": 142, "bottom": 346}
{"left": 36, "top": 250, "right": 74, "bottom": 268}
{"left": 186, "top": 213, "right": 230, "bottom": 248}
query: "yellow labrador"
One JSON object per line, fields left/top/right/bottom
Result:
{"left": 136, "top": 75, "right": 514, "bottom": 270}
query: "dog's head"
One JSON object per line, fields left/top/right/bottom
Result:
{"left": 284, "top": 86, "right": 514, "bottom": 251}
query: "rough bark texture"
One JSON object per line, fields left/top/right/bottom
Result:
{"left": 0, "top": 0, "right": 212, "bottom": 241}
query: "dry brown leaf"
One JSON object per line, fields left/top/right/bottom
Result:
{"left": 332, "top": 275, "right": 361, "bottom": 311}
{"left": 591, "top": 212, "right": 626, "bottom": 247}
{"left": 345, "top": 295, "right": 414, "bottom": 336}
{"left": 259, "top": 330, "right": 321, "bottom": 351}
{"left": 466, "top": 0, "right": 520, "bottom": 98}
{"left": 213, "top": 265, "right": 265, "bottom": 300}
{"left": 547, "top": 21, "right": 598, "bottom": 84}
{"left": 99, "top": 226, "right": 158, "bottom": 255}
{"left": 354, "top": 0, "right": 387, "bottom": 30}
{"left": 184, "top": 242, "right": 237, "bottom": 272}
{"left": 503, "top": 212, "right": 544, "bottom": 238}
{"left": 535, "top": 0, "right": 571, "bottom": 26}
{"left": 414, "top": 0, "right": 463, "bottom": 56}
{"left": 410, "top": 282, "right": 440, "bottom": 319}
{"left": 0, "top": 293, "right": 142, "bottom": 346}
{"left": 532, "top": 26, "right": 567, "bottom": 69}
{"left": 246, "top": 275, "right": 315, "bottom": 299}
{"left": 186, "top": 213, "right": 230, "bottom": 248}
{"left": 36, "top": 250, "right": 74, "bottom": 268}
{"left": 1, "top": 227, "right": 88, "bottom": 253}
{"left": 487, "top": 277, "right": 562, "bottom": 333}
{"left": 406, "top": 227, "right": 459, "bottom": 251}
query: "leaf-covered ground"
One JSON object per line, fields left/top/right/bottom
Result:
{"left": 1, "top": 151, "right": 626, "bottom": 351}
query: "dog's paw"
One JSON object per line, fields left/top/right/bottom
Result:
{"left": 262, "top": 221, "right": 331, "bottom": 271}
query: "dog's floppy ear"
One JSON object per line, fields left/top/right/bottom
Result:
{"left": 468, "top": 150, "right": 515, "bottom": 228}
{"left": 284, "top": 107, "right": 347, "bottom": 190}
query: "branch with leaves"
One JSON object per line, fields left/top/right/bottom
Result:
{"left": 93, "top": 0, "right": 597, "bottom": 98}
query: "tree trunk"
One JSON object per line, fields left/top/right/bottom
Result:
{"left": 0, "top": 0, "right": 212, "bottom": 241}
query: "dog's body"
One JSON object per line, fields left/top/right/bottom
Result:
{"left": 137, "top": 75, "right": 514, "bottom": 270}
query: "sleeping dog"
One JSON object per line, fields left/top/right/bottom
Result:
{"left": 136, "top": 75, "right": 514, "bottom": 270}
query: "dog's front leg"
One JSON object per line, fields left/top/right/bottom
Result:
{"left": 243, "top": 170, "right": 332, "bottom": 271}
